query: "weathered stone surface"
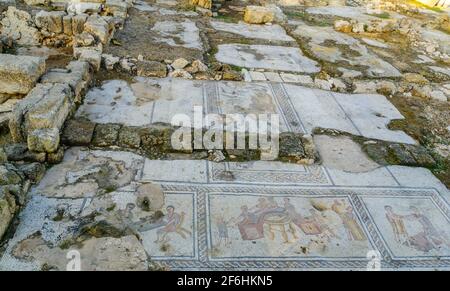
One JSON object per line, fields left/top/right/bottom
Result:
{"left": 74, "top": 32, "right": 96, "bottom": 47}
{"left": 62, "top": 119, "right": 96, "bottom": 146}
{"left": 191, "top": 0, "right": 211, "bottom": 9}
{"left": 72, "top": 13, "right": 88, "bottom": 35}
{"left": 74, "top": 47, "right": 102, "bottom": 71}
{"left": 105, "top": 0, "right": 130, "bottom": 18}
{"left": 92, "top": 123, "right": 121, "bottom": 147}
{"left": 151, "top": 19, "right": 203, "bottom": 50}
{"left": 0, "top": 7, "right": 41, "bottom": 46}
{"left": 0, "top": 189, "right": 16, "bottom": 240}
{"left": 215, "top": 44, "right": 321, "bottom": 73}
{"left": 243, "top": 6, "right": 274, "bottom": 24}
{"left": 27, "top": 128, "right": 60, "bottom": 153}
{"left": 0, "top": 147, "right": 7, "bottom": 163}
{"left": 118, "top": 126, "right": 141, "bottom": 149}
{"left": 24, "top": 0, "right": 48, "bottom": 5}
{"left": 35, "top": 11, "right": 65, "bottom": 34}
{"left": 0, "top": 54, "right": 46, "bottom": 95}
{"left": 17, "top": 162, "right": 45, "bottom": 184}
{"left": 102, "top": 54, "right": 120, "bottom": 70}
{"left": 0, "top": 164, "right": 22, "bottom": 185}
{"left": 63, "top": 15, "right": 72, "bottom": 36}
{"left": 84, "top": 15, "right": 114, "bottom": 44}
{"left": 136, "top": 183, "right": 165, "bottom": 211}
{"left": 210, "top": 21, "right": 294, "bottom": 42}
{"left": 136, "top": 61, "right": 167, "bottom": 78}
{"left": 24, "top": 84, "right": 73, "bottom": 133}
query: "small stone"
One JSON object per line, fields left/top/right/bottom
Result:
{"left": 102, "top": 54, "right": 120, "bottom": 71}
{"left": 190, "top": 60, "right": 208, "bottom": 73}
{"left": 169, "top": 69, "right": 193, "bottom": 79}
{"left": 18, "top": 163, "right": 46, "bottom": 183}
{"left": 62, "top": 119, "right": 96, "bottom": 146}
{"left": 243, "top": 6, "right": 274, "bottom": 24}
{"left": 47, "top": 147, "right": 65, "bottom": 164}
{"left": 92, "top": 124, "right": 121, "bottom": 147}
{"left": 222, "top": 70, "right": 242, "bottom": 81}
{"left": 403, "top": 73, "right": 429, "bottom": 85}
{"left": 171, "top": 58, "right": 190, "bottom": 70}
{"left": 136, "top": 61, "right": 167, "bottom": 78}
{"left": 334, "top": 20, "right": 352, "bottom": 33}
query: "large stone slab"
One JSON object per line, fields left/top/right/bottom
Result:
{"left": 215, "top": 44, "right": 321, "bottom": 73}
{"left": 0, "top": 54, "right": 46, "bottom": 95}
{"left": 151, "top": 19, "right": 203, "bottom": 50}
{"left": 210, "top": 21, "right": 294, "bottom": 42}
{"left": 292, "top": 23, "right": 401, "bottom": 78}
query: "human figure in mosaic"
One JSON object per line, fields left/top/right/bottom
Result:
{"left": 403, "top": 206, "right": 449, "bottom": 252}
{"left": 154, "top": 205, "right": 191, "bottom": 243}
{"left": 308, "top": 209, "right": 339, "bottom": 242}
{"left": 236, "top": 205, "right": 265, "bottom": 240}
{"left": 384, "top": 205, "right": 410, "bottom": 246}
{"left": 215, "top": 214, "right": 232, "bottom": 246}
{"left": 331, "top": 200, "right": 366, "bottom": 241}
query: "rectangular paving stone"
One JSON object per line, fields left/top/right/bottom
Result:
{"left": 215, "top": 44, "right": 321, "bottom": 73}
{"left": 210, "top": 21, "right": 295, "bottom": 42}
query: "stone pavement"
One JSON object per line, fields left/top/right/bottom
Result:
{"left": 76, "top": 77, "right": 415, "bottom": 144}
{"left": 1, "top": 147, "right": 449, "bottom": 270}
{"left": 1, "top": 0, "right": 450, "bottom": 271}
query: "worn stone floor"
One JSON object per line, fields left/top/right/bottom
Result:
{"left": 1, "top": 0, "right": 450, "bottom": 271}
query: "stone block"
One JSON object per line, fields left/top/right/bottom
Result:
{"left": 243, "top": 6, "right": 274, "bottom": 24}
{"left": 0, "top": 54, "right": 46, "bottom": 95}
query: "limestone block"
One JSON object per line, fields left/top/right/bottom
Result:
{"left": 84, "top": 15, "right": 114, "bottom": 44}
{"left": 72, "top": 14, "right": 88, "bottom": 35}
{"left": 191, "top": 0, "right": 212, "bottom": 9}
{"left": 105, "top": 0, "right": 130, "bottom": 18}
{"left": 27, "top": 127, "right": 60, "bottom": 153}
{"left": 40, "top": 70, "right": 87, "bottom": 102}
{"left": 0, "top": 7, "right": 42, "bottom": 46}
{"left": 243, "top": 6, "right": 274, "bottom": 24}
{"left": 0, "top": 54, "right": 46, "bottom": 95}
{"left": 24, "top": 83, "right": 73, "bottom": 134}
{"left": 75, "top": 47, "right": 102, "bottom": 71}
{"left": 35, "top": 11, "right": 66, "bottom": 34}
{"left": 63, "top": 15, "right": 73, "bottom": 36}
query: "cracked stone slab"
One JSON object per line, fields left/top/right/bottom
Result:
{"left": 210, "top": 21, "right": 295, "bottom": 42}
{"left": 32, "top": 147, "right": 144, "bottom": 198}
{"left": 151, "top": 19, "right": 203, "bottom": 50}
{"left": 292, "top": 23, "right": 401, "bottom": 78}
{"left": 215, "top": 44, "right": 321, "bottom": 73}
{"left": 78, "top": 78, "right": 414, "bottom": 144}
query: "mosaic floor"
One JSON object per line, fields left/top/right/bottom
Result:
{"left": 1, "top": 148, "right": 449, "bottom": 270}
